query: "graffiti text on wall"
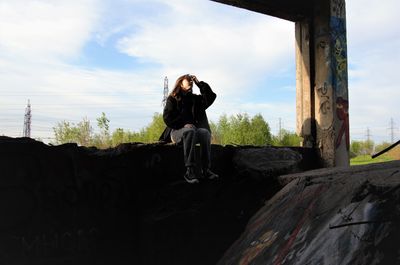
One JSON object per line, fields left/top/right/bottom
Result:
{"left": 317, "top": 82, "right": 331, "bottom": 116}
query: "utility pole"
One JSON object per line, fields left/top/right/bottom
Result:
{"left": 278, "top": 118, "right": 282, "bottom": 140}
{"left": 162, "top": 76, "right": 168, "bottom": 107}
{"left": 389, "top": 118, "right": 396, "bottom": 143}
{"left": 23, "top": 99, "right": 31, "bottom": 138}
{"left": 366, "top": 127, "right": 371, "bottom": 142}
{"left": 365, "top": 127, "right": 373, "bottom": 154}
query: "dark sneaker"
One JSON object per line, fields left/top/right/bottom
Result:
{"left": 184, "top": 167, "right": 199, "bottom": 184}
{"left": 203, "top": 168, "right": 219, "bottom": 180}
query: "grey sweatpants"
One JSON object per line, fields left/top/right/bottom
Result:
{"left": 171, "top": 127, "right": 211, "bottom": 169}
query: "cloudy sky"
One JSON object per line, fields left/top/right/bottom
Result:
{"left": 0, "top": 0, "right": 399, "bottom": 143}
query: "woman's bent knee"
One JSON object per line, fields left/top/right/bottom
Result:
{"left": 196, "top": 128, "right": 211, "bottom": 140}
{"left": 182, "top": 127, "right": 196, "bottom": 136}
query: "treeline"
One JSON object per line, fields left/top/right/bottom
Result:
{"left": 350, "top": 140, "right": 392, "bottom": 157}
{"left": 52, "top": 112, "right": 302, "bottom": 148}
{"left": 52, "top": 112, "right": 165, "bottom": 149}
{"left": 210, "top": 113, "right": 301, "bottom": 146}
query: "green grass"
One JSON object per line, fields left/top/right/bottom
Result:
{"left": 350, "top": 155, "right": 394, "bottom": 166}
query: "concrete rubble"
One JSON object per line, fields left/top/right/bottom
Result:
{"left": 1, "top": 136, "right": 398, "bottom": 264}
{"left": 0, "top": 137, "right": 316, "bottom": 265}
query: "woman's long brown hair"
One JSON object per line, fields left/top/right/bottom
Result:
{"left": 170, "top": 74, "right": 191, "bottom": 99}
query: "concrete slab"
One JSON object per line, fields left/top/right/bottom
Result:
{"left": 218, "top": 160, "right": 400, "bottom": 265}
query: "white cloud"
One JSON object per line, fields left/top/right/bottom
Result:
{"left": 116, "top": 0, "right": 294, "bottom": 98}
{"left": 347, "top": 0, "right": 400, "bottom": 47}
{"left": 0, "top": 0, "right": 101, "bottom": 61}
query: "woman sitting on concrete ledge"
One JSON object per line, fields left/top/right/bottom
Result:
{"left": 160, "top": 74, "right": 218, "bottom": 184}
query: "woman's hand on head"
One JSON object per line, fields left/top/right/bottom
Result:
{"left": 191, "top": 75, "right": 199, "bottom": 84}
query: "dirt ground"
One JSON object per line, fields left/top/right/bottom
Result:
{"left": 388, "top": 145, "right": 400, "bottom": 159}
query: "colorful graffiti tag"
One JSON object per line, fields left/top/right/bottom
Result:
{"left": 330, "top": 16, "right": 348, "bottom": 99}
{"left": 331, "top": 12, "right": 349, "bottom": 151}
{"left": 335, "top": 97, "right": 349, "bottom": 150}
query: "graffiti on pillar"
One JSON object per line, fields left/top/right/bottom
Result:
{"left": 317, "top": 82, "right": 331, "bottom": 116}
{"left": 318, "top": 40, "right": 331, "bottom": 62}
{"left": 330, "top": 17, "right": 348, "bottom": 99}
{"left": 335, "top": 97, "right": 349, "bottom": 150}
{"left": 331, "top": 0, "right": 346, "bottom": 18}
{"left": 330, "top": 14, "right": 349, "bottom": 152}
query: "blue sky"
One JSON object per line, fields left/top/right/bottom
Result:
{"left": 0, "top": 0, "right": 399, "bottom": 143}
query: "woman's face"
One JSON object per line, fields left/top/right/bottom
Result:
{"left": 180, "top": 77, "right": 193, "bottom": 91}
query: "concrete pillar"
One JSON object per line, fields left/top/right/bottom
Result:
{"left": 296, "top": 0, "right": 349, "bottom": 167}
{"left": 295, "top": 20, "right": 313, "bottom": 148}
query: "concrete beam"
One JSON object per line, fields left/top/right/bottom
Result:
{"left": 210, "top": 0, "right": 313, "bottom": 21}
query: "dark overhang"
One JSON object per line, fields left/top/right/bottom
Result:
{"left": 210, "top": 0, "right": 315, "bottom": 21}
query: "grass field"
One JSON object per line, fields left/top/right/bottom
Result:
{"left": 350, "top": 144, "right": 400, "bottom": 166}
{"left": 350, "top": 155, "right": 394, "bottom": 166}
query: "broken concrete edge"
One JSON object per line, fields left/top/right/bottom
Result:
{"left": 93, "top": 143, "right": 322, "bottom": 177}
{"left": 278, "top": 160, "right": 400, "bottom": 186}
{"left": 0, "top": 135, "right": 320, "bottom": 167}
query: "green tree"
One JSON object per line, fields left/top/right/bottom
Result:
{"left": 234, "top": 113, "right": 251, "bottom": 145}
{"left": 249, "top": 114, "right": 272, "bottom": 145}
{"left": 109, "top": 113, "right": 165, "bottom": 146}
{"left": 226, "top": 113, "right": 247, "bottom": 145}
{"left": 211, "top": 113, "right": 272, "bottom": 146}
{"left": 350, "top": 140, "right": 362, "bottom": 158}
{"left": 216, "top": 114, "right": 230, "bottom": 145}
{"left": 114, "top": 129, "right": 139, "bottom": 144}
{"left": 375, "top": 141, "right": 391, "bottom": 153}
{"left": 350, "top": 140, "right": 375, "bottom": 156}
{"left": 53, "top": 120, "right": 75, "bottom": 144}
{"left": 77, "top": 118, "right": 93, "bottom": 146}
{"left": 273, "top": 129, "right": 302, "bottom": 146}
{"left": 112, "top": 128, "right": 123, "bottom": 145}
{"left": 53, "top": 118, "right": 93, "bottom": 146}
{"left": 93, "top": 112, "right": 111, "bottom": 148}
{"left": 363, "top": 139, "right": 375, "bottom": 155}
{"left": 209, "top": 121, "right": 220, "bottom": 144}
{"left": 141, "top": 113, "right": 165, "bottom": 142}
{"left": 350, "top": 140, "right": 363, "bottom": 156}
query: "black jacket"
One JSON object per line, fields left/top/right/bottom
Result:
{"left": 159, "top": 81, "right": 216, "bottom": 142}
